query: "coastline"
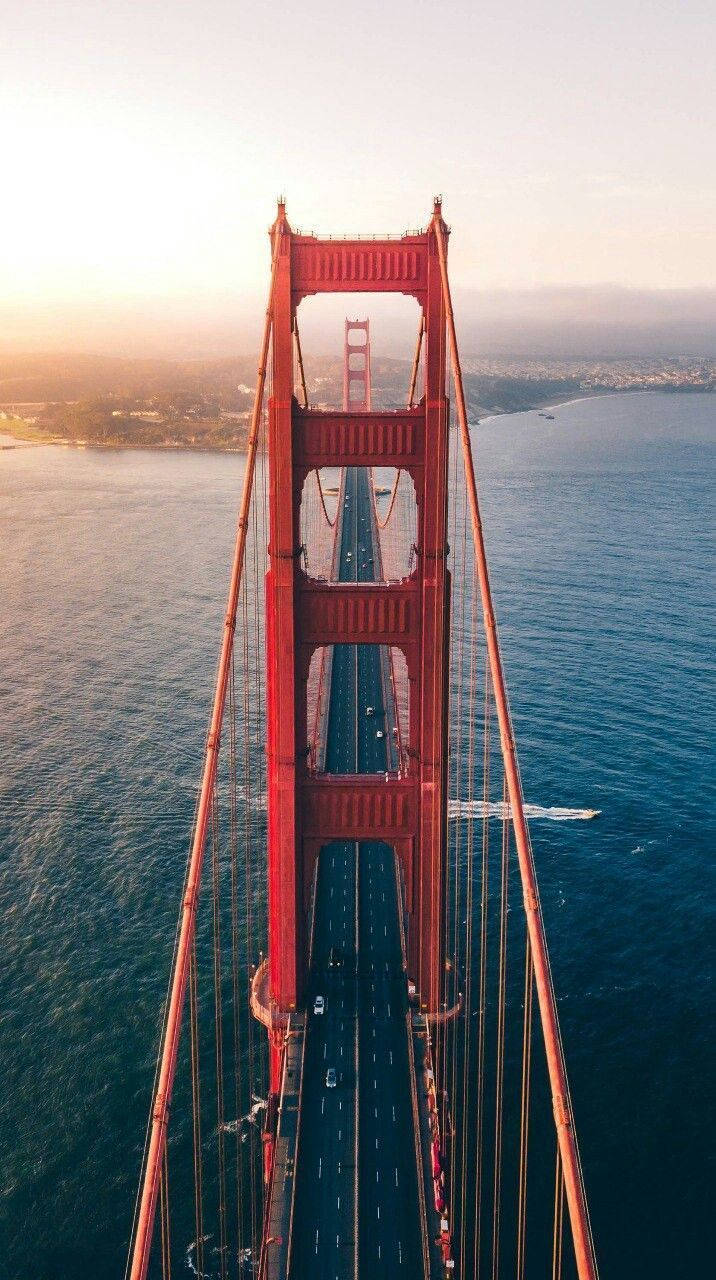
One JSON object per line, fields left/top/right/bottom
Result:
{"left": 3, "top": 386, "right": 711, "bottom": 452}
{"left": 0, "top": 422, "right": 249, "bottom": 455}
{"left": 474, "top": 387, "right": 637, "bottom": 426}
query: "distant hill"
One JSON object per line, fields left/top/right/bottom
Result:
{"left": 0, "top": 351, "right": 711, "bottom": 450}
{"left": 0, "top": 352, "right": 260, "bottom": 405}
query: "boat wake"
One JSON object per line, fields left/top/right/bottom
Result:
{"left": 448, "top": 800, "right": 600, "bottom": 822}
{"left": 234, "top": 792, "right": 599, "bottom": 822}
{"left": 220, "top": 1096, "right": 267, "bottom": 1136}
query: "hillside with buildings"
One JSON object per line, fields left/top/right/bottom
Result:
{"left": 1, "top": 352, "right": 713, "bottom": 449}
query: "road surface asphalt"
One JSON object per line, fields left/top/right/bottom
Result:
{"left": 289, "top": 467, "right": 423, "bottom": 1279}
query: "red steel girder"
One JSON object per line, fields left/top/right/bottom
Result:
{"left": 301, "top": 775, "right": 417, "bottom": 840}
{"left": 292, "top": 233, "right": 429, "bottom": 303}
{"left": 294, "top": 406, "right": 424, "bottom": 472}
{"left": 298, "top": 578, "right": 419, "bottom": 650}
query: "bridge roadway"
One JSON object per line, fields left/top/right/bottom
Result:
{"left": 289, "top": 467, "right": 425, "bottom": 1278}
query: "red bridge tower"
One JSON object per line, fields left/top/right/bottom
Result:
{"left": 265, "top": 200, "right": 450, "bottom": 1082}
{"left": 343, "top": 318, "right": 372, "bottom": 411}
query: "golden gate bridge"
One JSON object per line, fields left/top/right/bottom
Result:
{"left": 125, "top": 199, "right": 599, "bottom": 1280}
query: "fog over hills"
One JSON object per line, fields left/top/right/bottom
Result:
{"left": 2, "top": 287, "right": 716, "bottom": 361}
{"left": 455, "top": 286, "right": 716, "bottom": 358}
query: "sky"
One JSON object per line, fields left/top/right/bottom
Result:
{"left": 1, "top": 0, "right": 715, "bottom": 354}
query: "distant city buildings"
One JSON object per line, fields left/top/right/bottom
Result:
{"left": 1, "top": 354, "right": 712, "bottom": 448}
{"left": 461, "top": 354, "right": 715, "bottom": 392}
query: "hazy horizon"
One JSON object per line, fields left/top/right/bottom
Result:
{"left": 2, "top": 284, "right": 716, "bottom": 362}
{"left": 2, "top": 0, "right": 714, "bottom": 361}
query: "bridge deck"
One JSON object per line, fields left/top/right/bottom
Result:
{"left": 263, "top": 466, "right": 445, "bottom": 1279}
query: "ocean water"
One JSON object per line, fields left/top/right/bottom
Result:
{"left": 1, "top": 391, "right": 714, "bottom": 1278}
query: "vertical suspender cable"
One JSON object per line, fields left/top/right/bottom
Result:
{"left": 159, "top": 1145, "right": 171, "bottom": 1280}
{"left": 552, "top": 1146, "right": 565, "bottom": 1280}
{"left": 127, "top": 235, "right": 281, "bottom": 1280}
{"left": 429, "top": 285, "right": 448, "bottom": 1135}
{"left": 251, "top": 411, "right": 268, "bottom": 1159}
{"left": 433, "top": 212, "right": 598, "bottom": 1280}
{"left": 427, "top": 258, "right": 449, "bottom": 1041}
{"left": 446, "top": 395, "right": 466, "bottom": 1176}
{"left": 491, "top": 772, "right": 510, "bottom": 1280}
{"left": 228, "top": 657, "right": 246, "bottom": 1269}
{"left": 458, "top": 578, "right": 478, "bottom": 1276}
{"left": 210, "top": 786, "right": 228, "bottom": 1280}
{"left": 472, "top": 653, "right": 491, "bottom": 1279}
{"left": 516, "top": 931, "right": 533, "bottom": 1280}
{"left": 242, "top": 568, "right": 259, "bottom": 1262}
{"left": 189, "top": 940, "right": 204, "bottom": 1279}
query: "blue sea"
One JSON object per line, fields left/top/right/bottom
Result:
{"left": 1, "top": 391, "right": 714, "bottom": 1278}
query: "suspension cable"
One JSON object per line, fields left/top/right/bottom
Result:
{"left": 408, "top": 313, "right": 424, "bottom": 407}
{"left": 127, "top": 228, "right": 281, "bottom": 1280}
{"left": 315, "top": 468, "right": 338, "bottom": 528}
{"left": 293, "top": 316, "right": 309, "bottom": 408}
{"left": 375, "top": 468, "right": 403, "bottom": 530}
{"left": 433, "top": 208, "right": 598, "bottom": 1280}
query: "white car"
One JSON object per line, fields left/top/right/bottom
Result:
{"left": 376, "top": 729, "right": 384, "bottom": 740}
{"left": 313, "top": 995, "right": 325, "bottom": 1015}
{"left": 366, "top": 706, "right": 375, "bottom": 717}
{"left": 326, "top": 1068, "right": 337, "bottom": 1088}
